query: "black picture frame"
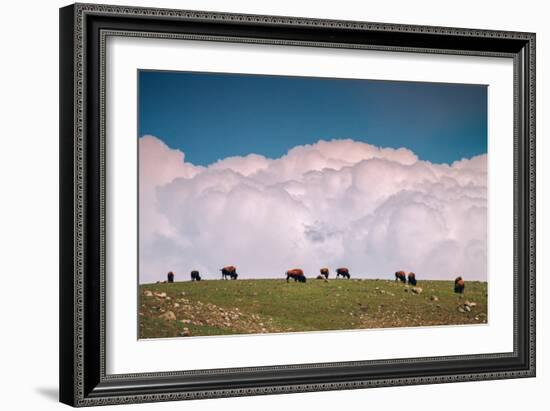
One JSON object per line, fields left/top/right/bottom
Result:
{"left": 59, "top": 3, "right": 536, "bottom": 407}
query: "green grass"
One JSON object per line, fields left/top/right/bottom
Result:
{"left": 139, "top": 278, "right": 487, "bottom": 339}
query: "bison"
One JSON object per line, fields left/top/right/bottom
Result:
{"left": 407, "top": 272, "right": 417, "bottom": 286}
{"left": 221, "top": 266, "right": 238, "bottom": 280}
{"left": 320, "top": 268, "right": 329, "bottom": 279}
{"left": 454, "top": 276, "right": 465, "bottom": 294}
{"left": 395, "top": 271, "right": 407, "bottom": 283}
{"left": 286, "top": 268, "right": 306, "bottom": 283}
{"left": 167, "top": 271, "right": 174, "bottom": 283}
{"left": 336, "top": 267, "right": 350, "bottom": 279}
{"left": 190, "top": 270, "right": 201, "bottom": 281}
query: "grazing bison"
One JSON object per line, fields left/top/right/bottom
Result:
{"left": 167, "top": 271, "right": 174, "bottom": 283}
{"left": 320, "top": 268, "right": 329, "bottom": 279}
{"left": 395, "top": 271, "right": 407, "bottom": 283}
{"left": 286, "top": 268, "right": 306, "bottom": 283}
{"left": 190, "top": 270, "right": 201, "bottom": 281}
{"left": 221, "top": 266, "right": 238, "bottom": 280}
{"left": 407, "top": 272, "right": 417, "bottom": 286}
{"left": 336, "top": 267, "right": 350, "bottom": 279}
{"left": 454, "top": 276, "right": 465, "bottom": 294}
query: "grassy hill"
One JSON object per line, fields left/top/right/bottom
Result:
{"left": 139, "top": 278, "right": 487, "bottom": 339}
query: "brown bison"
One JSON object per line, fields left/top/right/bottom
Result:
{"left": 395, "top": 271, "right": 407, "bottom": 283}
{"left": 286, "top": 268, "right": 306, "bottom": 283}
{"left": 221, "top": 266, "right": 238, "bottom": 280}
{"left": 190, "top": 270, "right": 201, "bottom": 281}
{"left": 407, "top": 272, "right": 417, "bottom": 286}
{"left": 336, "top": 267, "right": 350, "bottom": 279}
{"left": 454, "top": 276, "right": 465, "bottom": 293}
{"left": 167, "top": 271, "right": 174, "bottom": 283}
{"left": 320, "top": 268, "right": 329, "bottom": 279}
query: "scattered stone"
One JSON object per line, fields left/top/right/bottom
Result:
{"left": 179, "top": 319, "right": 191, "bottom": 324}
{"left": 430, "top": 295, "right": 439, "bottom": 302}
{"left": 154, "top": 292, "right": 167, "bottom": 298}
{"left": 464, "top": 305, "right": 472, "bottom": 312}
{"left": 143, "top": 290, "right": 153, "bottom": 297}
{"left": 457, "top": 306, "right": 466, "bottom": 313}
{"left": 159, "top": 311, "right": 176, "bottom": 321}
{"left": 180, "top": 327, "right": 191, "bottom": 337}
{"left": 411, "top": 287, "right": 423, "bottom": 294}
{"left": 173, "top": 303, "right": 180, "bottom": 308}
{"left": 180, "top": 291, "right": 186, "bottom": 296}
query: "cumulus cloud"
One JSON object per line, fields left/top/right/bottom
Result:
{"left": 139, "top": 135, "right": 487, "bottom": 283}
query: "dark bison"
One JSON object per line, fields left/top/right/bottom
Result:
{"left": 221, "top": 266, "right": 238, "bottom": 280}
{"left": 395, "top": 270, "right": 407, "bottom": 283}
{"left": 190, "top": 270, "right": 201, "bottom": 281}
{"left": 336, "top": 267, "right": 350, "bottom": 279}
{"left": 454, "top": 276, "right": 465, "bottom": 294}
{"left": 407, "top": 272, "right": 417, "bottom": 286}
{"left": 167, "top": 271, "right": 174, "bottom": 283}
{"left": 286, "top": 268, "right": 306, "bottom": 283}
{"left": 320, "top": 268, "right": 329, "bottom": 279}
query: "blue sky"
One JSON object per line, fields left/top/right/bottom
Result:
{"left": 139, "top": 70, "right": 487, "bottom": 166}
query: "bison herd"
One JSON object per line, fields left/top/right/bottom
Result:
{"left": 161, "top": 268, "right": 467, "bottom": 293}
{"left": 287, "top": 267, "right": 351, "bottom": 282}
{"left": 394, "top": 271, "right": 465, "bottom": 293}
{"left": 394, "top": 271, "right": 416, "bottom": 286}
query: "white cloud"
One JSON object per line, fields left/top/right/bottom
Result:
{"left": 139, "top": 135, "right": 487, "bottom": 283}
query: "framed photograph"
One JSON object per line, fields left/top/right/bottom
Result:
{"left": 59, "top": 3, "right": 536, "bottom": 407}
